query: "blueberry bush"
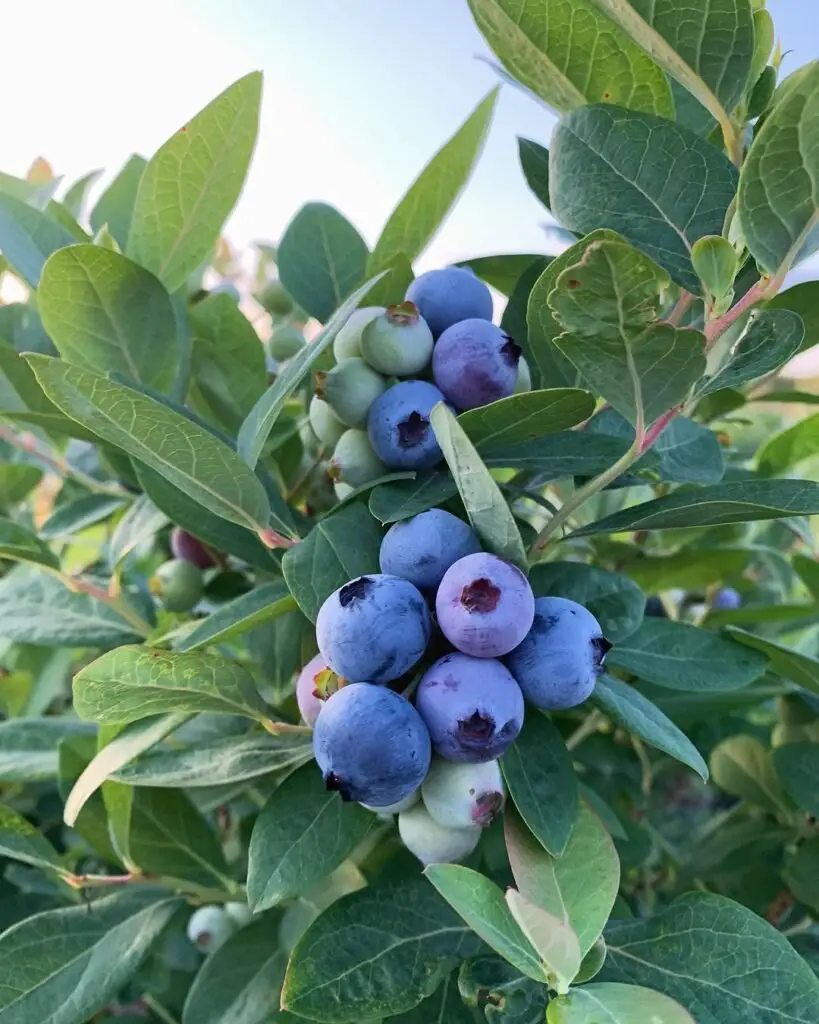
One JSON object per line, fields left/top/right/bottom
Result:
{"left": 1, "top": 2, "right": 819, "bottom": 1022}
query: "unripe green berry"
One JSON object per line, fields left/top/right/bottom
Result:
{"left": 360, "top": 302, "right": 434, "bottom": 376}
{"left": 224, "top": 901, "right": 253, "bottom": 927}
{"left": 151, "top": 559, "right": 204, "bottom": 613}
{"left": 268, "top": 326, "right": 305, "bottom": 361}
{"left": 186, "top": 906, "right": 236, "bottom": 954}
{"left": 315, "top": 357, "right": 387, "bottom": 428}
{"left": 258, "top": 280, "right": 294, "bottom": 316}
{"left": 309, "top": 396, "right": 347, "bottom": 448}
{"left": 329, "top": 429, "right": 386, "bottom": 488}
{"left": 333, "top": 306, "right": 385, "bottom": 361}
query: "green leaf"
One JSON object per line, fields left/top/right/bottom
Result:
{"left": 40, "top": 494, "right": 126, "bottom": 540}
{"left": 519, "top": 138, "right": 551, "bottom": 210}
{"left": 592, "top": 675, "right": 709, "bottom": 780}
{"left": 458, "top": 955, "right": 549, "bottom": 1023}
{"left": 112, "top": 730, "right": 312, "bottom": 787}
{"left": 58, "top": 733, "right": 121, "bottom": 865}
{"left": 692, "top": 235, "right": 739, "bottom": 307}
{"left": 368, "top": 90, "right": 498, "bottom": 272}
{"left": 0, "top": 569, "right": 140, "bottom": 647}
{"left": 64, "top": 713, "right": 187, "bottom": 827}
{"left": 0, "top": 465, "right": 43, "bottom": 510}
{"left": 570, "top": 479, "right": 819, "bottom": 537}
{"left": 27, "top": 357, "right": 271, "bottom": 533}
{"left": 548, "top": 982, "right": 695, "bottom": 1024}
{"left": 282, "top": 501, "right": 382, "bottom": 622}
{"left": 0, "top": 717, "right": 95, "bottom": 783}
{"left": 247, "top": 762, "right": 373, "bottom": 912}
{"left": 738, "top": 61, "right": 819, "bottom": 275}
{"left": 587, "top": 0, "right": 754, "bottom": 124}
{"left": 62, "top": 169, "right": 103, "bottom": 220}
{"left": 0, "top": 335, "right": 54, "bottom": 415}
{"left": 0, "top": 517, "right": 59, "bottom": 570}
{"left": 0, "top": 889, "right": 180, "bottom": 1024}
{"left": 281, "top": 876, "right": 483, "bottom": 1022}
{"left": 785, "top": 837, "right": 819, "bottom": 914}
{"left": 501, "top": 711, "right": 578, "bottom": 857}
{"left": 189, "top": 293, "right": 267, "bottom": 433}
{"left": 181, "top": 912, "right": 286, "bottom": 1024}
{"left": 457, "top": 252, "right": 544, "bottom": 295}
{"left": 277, "top": 203, "right": 369, "bottom": 323}
{"left": 0, "top": 804, "right": 63, "bottom": 872}
{"left": 529, "top": 562, "right": 644, "bottom": 642}
{"left": 369, "top": 473, "right": 458, "bottom": 524}
{"left": 725, "top": 626, "right": 819, "bottom": 697}
{"left": 550, "top": 105, "right": 738, "bottom": 293}
{"left": 431, "top": 403, "right": 527, "bottom": 571}
{"left": 363, "top": 252, "right": 415, "bottom": 308}
{"left": 505, "top": 889, "right": 582, "bottom": 992}
{"left": 90, "top": 154, "right": 147, "bottom": 248}
{"left": 426, "top": 865, "right": 548, "bottom": 984}
{"left": 527, "top": 229, "right": 623, "bottom": 391}
{"left": 697, "top": 309, "right": 806, "bottom": 398}
{"left": 501, "top": 257, "right": 554, "bottom": 389}
{"left": 128, "top": 787, "right": 230, "bottom": 887}
{"left": 465, "top": 0, "right": 672, "bottom": 116}
{"left": 73, "top": 646, "right": 271, "bottom": 725}
{"left": 459, "top": 389, "right": 595, "bottom": 450}
{"left": 773, "top": 743, "right": 819, "bottom": 817}
{"left": 127, "top": 72, "right": 262, "bottom": 292}
{"left": 237, "top": 272, "right": 384, "bottom": 469}
{"left": 505, "top": 803, "right": 619, "bottom": 957}
{"left": 175, "top": 582, "right": 296, "bottom": 652}
{"left": 0, "top": 192, "right": 75, "bottom": 287}
{"left": 710, "top": 735, "right": 791, "bottom": 812}
{"left": 602, "top": 891, "right": 819, "bottom": 1022}
{"left": 758, "top": 412, "right": 819, "bottom": 476}
{"left": 394, "top": 971, "right": 475, "bottom": 1023}
{"left": 607, "top": 618, "right": 767, "bottom": 691}
{"left": 649, "top": 416, "right": 725, "bottom": 484}
{"left": 766, "top": 281, "right": 819, "bottom": 353}
{"left": 39, "top": 245, "right": 180, "bottom": 392}
{"left": 133, "top": 464, "right": 276, "bottom": 571}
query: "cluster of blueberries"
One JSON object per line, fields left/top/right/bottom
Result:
{"left": 307, "top": 266, "right": 530, "bottom": 497}
{"left": 296, "top": 508, "right": 610, "bottom": 865}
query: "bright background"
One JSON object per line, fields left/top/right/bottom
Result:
{"left": 4, "top": 0, "right": 812, "bottom": 268}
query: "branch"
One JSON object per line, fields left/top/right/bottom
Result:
{"left": 666, "top": 291, "right": 695, "bottom": 326}
{"left": 0, "top": 426, "right": 125, "bottom": 496}
{"left": 704, "top": 278, "right": 768, "bottom": 348}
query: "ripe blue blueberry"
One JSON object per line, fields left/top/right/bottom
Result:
{"left": 296, "top": 653, "right": 328, "bottom": 727}
{"left": 405, "top": 266, "right": 493, "bottom": 339}
{"left": 313, "top": 683, "right": 431, "bottom": 806}
{"left": 432, "top": 320, "right": 522, "bottom": 411}
{"left": 367, "top": 380, "right": 447, "bottom": 470}
{"left": 398, "top": 802, "right": 481, "bottom": 864}
{"left": 360, "top": 302, "right": 434, "bottom": 376}
{"left": 436, "top": 553, "right": 535, "bottom": 658}
{"left": 316, "top": 574, "right": 432, "bottom": 683}
{"left": 379, "top": 509, "right": 481, "bottom": 593}
{"left": 416, "top": 652, "right": 524, "bottom": 762}
{"left": 505, "top": 596, "right": 611, "bottom": 710}
{"left": 421, "top": 757, "right": 505, "bottom": 828}
{"left": 315, "top": 358, "right": 387, "bottom": 428}
{"left": 712, "top": 587, "right": 742, "bottom": 610}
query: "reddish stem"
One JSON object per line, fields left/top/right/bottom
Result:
{"left": 257, "top": 527, "right": 296, "bottom": 549}
{"left": 704, "top": 278, "right": 767, "bottom": 348}
{"left": 639, "top": 408, "right": 679, "bottom": 453}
